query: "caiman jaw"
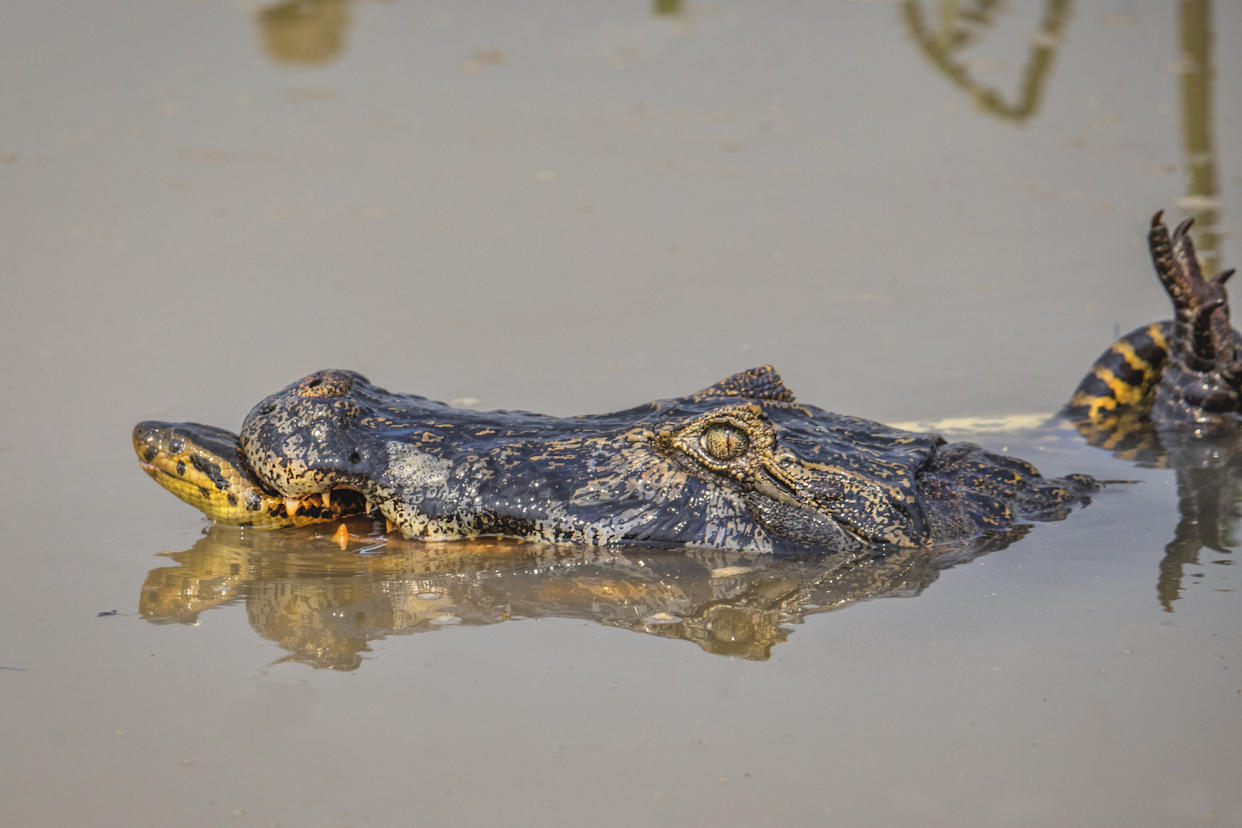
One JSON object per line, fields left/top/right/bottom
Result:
{"left": 762, "top": 456, "right": 923, "bottom": 546}
{"left": 132, "top": 421, "right": 368, "bottom": 528}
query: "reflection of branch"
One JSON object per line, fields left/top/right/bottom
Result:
{"left": 1178, "top": 0, "right": 1220, "bottom": 275}
{"left": 257, "top": 0, "right": 353, "bottom": 65}
{"left": 902, "top": 0, "right": 1072, "bottom": 123}
{"left": 928, "top": 0, "right": 1003, "bottom": 50}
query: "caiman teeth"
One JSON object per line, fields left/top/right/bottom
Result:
{"left": 321, "top": 489, "right": 331, "bottom": 508}
{"left": 285, "top": 497, "right": 301, "bottom": 516}
{"left": 365, "top": 498, "right": 375, "bottom": 515}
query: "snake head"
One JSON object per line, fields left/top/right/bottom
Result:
{"left": 132, "top": 420, "right": 365, "bottom": 526}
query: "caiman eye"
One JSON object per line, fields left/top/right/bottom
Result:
{"left": 701, "top": 424, "right": 749, "bottom": 460}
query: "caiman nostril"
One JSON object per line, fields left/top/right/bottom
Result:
{"left": 297, "top": 370, "right": 354, "bottom": 398}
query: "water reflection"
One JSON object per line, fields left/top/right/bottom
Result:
{"left": 906, "top": 0, "right": 1235, "bottom": 611}
{"left": 257, "top": 0, "right": 354, "bottom": 65}
{"left": 1075, "top": 422, "right": 1240, "bottom": 611}
{"left": 254, "top": 0, "right": 687, "bottom": 66}
{"left": 901, "top": 0, "right": 1070, "bottom": 123}
{"left": 140, "top": 521, "right": 1023, "bottom": 669}
{"left": 904, "top": 0, "right": 1226, "bottom": 267}
{"left": 1177, "top": 0, "right": 1222, "bottom": 275}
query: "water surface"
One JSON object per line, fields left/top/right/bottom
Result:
{"left": 2, "top": 2, "right": 1240, "bottom": 825}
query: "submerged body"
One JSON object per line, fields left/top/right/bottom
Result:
{"left": 134, "top": 212, "right": 1237, "bottom": 554}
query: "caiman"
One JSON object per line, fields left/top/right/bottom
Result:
{"left": 133, "top": 212, "right": 1236, "bottom": 555}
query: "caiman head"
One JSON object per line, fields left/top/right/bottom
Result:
{"left": 222, "top": 366, "right": 1090, "bottom": 554}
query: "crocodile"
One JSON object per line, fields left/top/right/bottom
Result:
{"left": 133, "top": 212, "right": 1235, "bottom": 555}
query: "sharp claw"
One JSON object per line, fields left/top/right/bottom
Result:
{"left": 1149, "top": 213, "right": 1189, "bottom": 311}
{"left": 1172, "top": 219, "right": 1207, "bottom": 289}
{"left": 1213, "top": 268, "right": 1236, "bottom": 286}
{"left": 1151, "top": 209, "right": 1164, "bottom": 227}
{"left": 1191, "top": 298, "right": 1225, "bottom": 366}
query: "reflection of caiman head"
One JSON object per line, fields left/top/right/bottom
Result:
{"left": 140, "top": 522, "right": 1019, "bottom": 668}
{"left": 221, "top": 366, "right": 1090, "bottom": 554}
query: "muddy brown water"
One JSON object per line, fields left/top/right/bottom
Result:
{"left": 2, "top": 2, "right": 1240, "bottom": 825}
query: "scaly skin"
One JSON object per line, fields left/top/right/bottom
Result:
{"left": 136, "top": 205, "right": 1242, "bottom": 556}
{"left": 223, "top": 366, "right": 1093, "bottom": 554}
{"left": 133, "top": 421, "right": 366, "bottom": 527}
{"left": 1068, "top": 212, "right": 1241, "bottom": 445}
{"left": 135, "top": 367, "right": 1093, "bottom": 553}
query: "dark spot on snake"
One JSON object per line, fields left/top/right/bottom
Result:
{"left": 189, "top": 454, "right": 229, "bottom": 491}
